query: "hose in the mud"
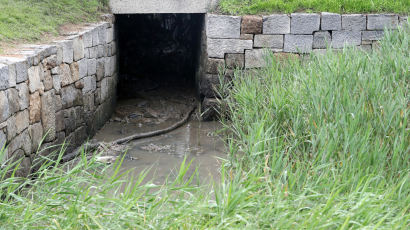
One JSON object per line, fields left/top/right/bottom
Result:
{"left": 113, "top": 105, "right": 197, "bottom": 144}
{"left": 62, "top": 105, "right": 197, "bottom": 162}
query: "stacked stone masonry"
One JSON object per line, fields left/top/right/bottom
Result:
{"left": 201, "top": 13, "right": 407, "bottom": 120}
{"left": 0, "top": 20, "right": 117, "bottom": 176}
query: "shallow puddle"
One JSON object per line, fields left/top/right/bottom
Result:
{"left": 94, "top": 120, "right": 225, "bottom": 185}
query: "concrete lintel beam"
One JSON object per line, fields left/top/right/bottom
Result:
{"left": 109, "top": 0, "right": 219, "bottom": 14}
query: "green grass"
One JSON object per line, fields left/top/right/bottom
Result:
{"left": 0, "top": 26, "right": 409, "bottom": 229}
{"left": 0, "top": 0, "right": 108, "bottom": 42}
{"left": 218, "top": 0, "right": 410, "bottom": 14}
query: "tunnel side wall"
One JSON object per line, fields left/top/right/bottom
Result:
{"left": 0, "top": 19, "right": 118, "bottom": 176}
{"left": 195, "top": 15, "right": 208, "bottom": 100}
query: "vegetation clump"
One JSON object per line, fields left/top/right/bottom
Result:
{"left": 218, "top": 0, "right": 410, "bottom": 14}
{"left": 0, "top": 0, "right": 108, "bottom": 42}
{"left": 0, "top": 24, "right": 409, "bottom": 229}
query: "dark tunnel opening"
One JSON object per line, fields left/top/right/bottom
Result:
{"left": 97, "top": 13, "right": 205, "bottom": 139}
{"left": 116, "top": 14, "right": 204, "bottom": 98}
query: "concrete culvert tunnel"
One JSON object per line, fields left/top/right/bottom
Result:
{"left": 95, "top": 14, "right": 205, "bottom": 142}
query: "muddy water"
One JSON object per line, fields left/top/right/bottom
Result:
{"left": 94, "top": 120, "right": 225, "bottom": 185}
{"left": 92, "top": 87, "right": 226, "bottom": 184}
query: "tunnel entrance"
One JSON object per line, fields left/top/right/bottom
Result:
{"left": 96, "top": 14, "right": 204, "bottom": 142}
{"left": 92, "top": 13, "right": 224, "bottom": 184}
{"left": 116, "top": 14, "right": 204, "bottom": 98}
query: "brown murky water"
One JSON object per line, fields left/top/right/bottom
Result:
{"left": 93, "top": 88, "right": 226, "bottom": 184}
{"left": 95, "top": 121, "right": 225, "bottom": 185}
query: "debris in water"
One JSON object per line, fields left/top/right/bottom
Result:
{"left": 95, "top": 142, "right": 129, "bottom": 156}
{"left": 96, "top": 156, "right": 118, "bottom": 164}
{"left": 128, "top": 112, "right": 143, "bottom": 119}
{"left": 128, "top": 156, "right": 138, "bottom": 161}
{"left": 141, "top": 143, "right": 173, "bottom": 152}
{"left": 144, "top": 107, "right": 160, "bottom": 118}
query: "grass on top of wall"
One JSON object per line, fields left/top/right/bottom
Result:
{"left": 218, "top": 0, "right": 410, "bottom": 14}
{"left": 0, "top": 0, "right": 108, "bottom": 42}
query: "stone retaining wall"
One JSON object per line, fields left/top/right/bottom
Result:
{"left": 0, "top": 20, "right": 117, "bottom": 176}
{"left": 201, "top": 13, "right": 407, "bottom": 120}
